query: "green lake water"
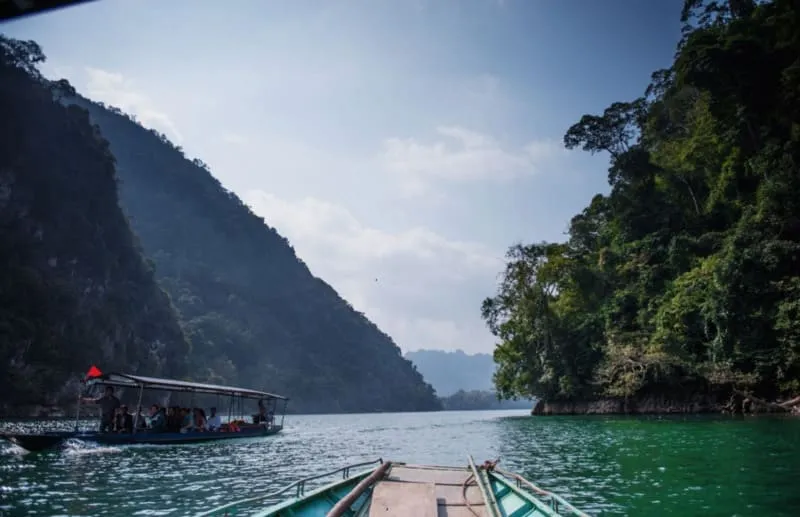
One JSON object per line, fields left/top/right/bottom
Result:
{"left": 1, "top": 410, "right": 799, "bottom": 516}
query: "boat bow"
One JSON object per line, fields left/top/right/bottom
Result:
{"left": 199, "top": 457, "right": 590, "bottom": 517}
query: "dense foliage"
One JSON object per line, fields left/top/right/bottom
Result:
{"left": 65, "top": 96, "right": 440, "bottom": 414}
{"left": 483, "top": 0, "right": 800, "bottom": 406}
{"left": 405, "top": 349, "right": 495, "bottom": 396}
{"left": 0, "top": 36, "right": 189, "bottom": 411}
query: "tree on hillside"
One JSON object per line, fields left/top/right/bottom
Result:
{"left": 482, "top": 0, "right": 800, "bottom": 413}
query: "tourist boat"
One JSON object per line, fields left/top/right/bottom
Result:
{"left": 0, "top": 369, "right": 288, "bottom": 452}
{"left": 198, "top": 456, "right": 589, "bottom": 517}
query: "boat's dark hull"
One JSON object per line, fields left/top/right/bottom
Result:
{"left": 0, "top": 432, "right": 74, "bottom": 452}
{"left": 1, "top": 425, "right": 282, "bottom": 452}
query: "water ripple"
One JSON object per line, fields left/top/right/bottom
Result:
{"left": 2, "top": 412, "right": 800, "bottom": 516}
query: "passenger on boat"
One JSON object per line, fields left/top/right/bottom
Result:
{"left": 180, "top": 408, "right": 195, "bottom": 433}
{"left": 206, "top": 407, "right": 221, "bottom": 431}
{"left": 254, "top": 399, "right": 268, "bottom": 423}
{"left": 81, "top": 386, "right": 120, "bottom": 433}
{"left": 133, "top": 406, "right": 147, "bottom": 431}
{"left": 134, "top": 406, "right": 148, "bottom": 430}
{"left": 112, "top": 407, "right": 123, "bottom": 432}
{"left": 194, "top": 408, "right": 207, "bottom": 431}
{"left": 116, "top": 405, "right": 133, "bottom": 433}
{"left": 148, "top": 404, "right": 166, "bottom": 432}
{"left": 165, "top": 406, "right": 179, "bottom": 432}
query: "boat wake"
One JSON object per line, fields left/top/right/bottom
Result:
{"left": 63, "top": 438, "right": 122, "bottom": 455}
{"left": 0, "top": 441, "right": 28, "bottom": 456}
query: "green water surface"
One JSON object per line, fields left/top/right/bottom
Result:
{"left": 1, "top": 411, "right": 799, "bottom": 516}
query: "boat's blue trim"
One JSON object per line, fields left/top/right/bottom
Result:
{"left": 491, "top": 468, "right": 590, "bottom": 517}
{"left": 82, "top": 425, "right": 281, "bottom": 445}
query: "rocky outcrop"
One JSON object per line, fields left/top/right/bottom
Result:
{"left": 531, "top": 394, "right": 724, "bottom": 415}
{"left": 530, "top": 391, "right": 800, "bottom": 415}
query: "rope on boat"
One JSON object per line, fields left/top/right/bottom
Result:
{"left": 468, "top": 456, "right": 501, "bottom": 517}
{"left": 461, "top": 472, "right": 481, "bottom": 517}
{"left": 461, "top": 458, "right": 501, "bottom": 517}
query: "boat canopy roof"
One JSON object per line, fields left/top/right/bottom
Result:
{"left": 86, "top": 373, "right": 288, "bottom": 400}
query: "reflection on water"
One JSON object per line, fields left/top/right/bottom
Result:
{"left": 2, "top": 411, "right": 799, "bottom": 516}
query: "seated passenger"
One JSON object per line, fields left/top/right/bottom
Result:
{"left": 194, "top": 408, "right": 207, "bottom": 431}
{"left": 254, "top": 399, "right": 268, "bottom": 423}
{"left": 165, "top": 406, "right": 180, "bottom": 432}
{"left": 117, "top": 405, "right": 133, "bottom": 434}
{"left": 180, "top": 408, "right": 195, "bottom": 433}
{"left": 148, "top": 404, "right": 166, "bottom": 431}
{"left": 164, "top": 407, "right": 174, "bottom": 430}
{"left": 206, "top": 407, "right": 221, "bottom": 431}
{"left": 112, "top": 407, "right": 125, "bottom": 432}
{"left": 135, "top": 406, "right": 148, "bottom": 430}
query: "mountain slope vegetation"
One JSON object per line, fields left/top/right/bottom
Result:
{"left": 0, "top": 36, "right": 189, "bottom": 413}
{"left": 483, "top": 0, "right": 800, "bottom": 413}
{"left": 439, "top": 390, "right": 532, "bottom": 411}
{"left": 62, "top": 90, "right": 440, "bottom": 414}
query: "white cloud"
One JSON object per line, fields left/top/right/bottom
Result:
{"left": 221, "top": 132, "right": 249, "bottom": 146}
{"left": 382, "top": 125, "right": 565, "bottom": 196}
{"left": 84, "top": 67, "right": 183, "bottom": 143}
{"left": 243, "top": 190, "right": 502, "bottom": 354}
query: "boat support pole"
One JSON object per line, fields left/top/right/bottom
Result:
{"left": 326, "top": 461, "right": 391, "bottom": 517}
{"left": 73, "top": 385, "right": 82, "bottom": 432}
{"left": 133, "top": 384, "right": 144, "bottom": 433}
{"left": 468, "top": 455, "right": 500, "bottom": 517}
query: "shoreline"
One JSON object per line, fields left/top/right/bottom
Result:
{"left": 530, "top": 393, "right": 800, "bottom": 416}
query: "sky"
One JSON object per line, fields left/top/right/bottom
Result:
{"left": 2, "top": 0, "right": 684, "bottom": 355}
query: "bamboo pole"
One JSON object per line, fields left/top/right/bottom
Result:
{"left": 326, "top": 461, "right": 391, "bottom": 517}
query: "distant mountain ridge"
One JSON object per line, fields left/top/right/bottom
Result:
{"left": 404, "top": 349, "right": 495, "bottom": 397}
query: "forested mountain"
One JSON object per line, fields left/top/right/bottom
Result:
{"left": 483, "top": 0, "right": 800, "bottom": 414}
{"left": 63, "top": 91, "right": 438, "bottom": 415}
{"left": 405, "top": 349, "right": 495, "bottom": 396}
{"left": 0, "top": 34, "right": 440, "bottom": 414}
{"left": 0, "top": 37, "right": 189, "bottom": 413}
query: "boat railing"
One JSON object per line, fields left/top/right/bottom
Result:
{"left": 196, "top": 458, "right": 384, "bottom": 517}
{"left": 493, "top": 467, "right": 590, "bottom": 517}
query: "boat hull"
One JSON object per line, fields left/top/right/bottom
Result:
{"left": 240, "top": 461, "right": 585, "bottom": 517}
{"left": 198, "top": 456, "right": 589, "bottom": 517}
{"left": 1, "top": 425, "right": 282, "bottom": 452}
{"left": 0, "top": 432, "right": 75, "bottom": 452}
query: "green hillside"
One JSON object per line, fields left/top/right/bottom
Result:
{"left": 0, "top": 36, "right": 189, "bottom": 414}
{"left": 483, "top": 0, "right": 800, "bottom": 412}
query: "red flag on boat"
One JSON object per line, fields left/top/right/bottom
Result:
{"left": 85, "top": 365, "right": 102, "bottom": 380}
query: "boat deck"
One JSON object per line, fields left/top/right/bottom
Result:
{"left": 373, "top": 464, "right": 490, "bottom": 517}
